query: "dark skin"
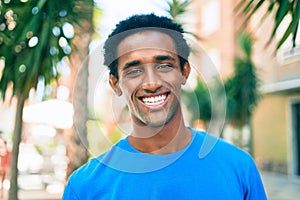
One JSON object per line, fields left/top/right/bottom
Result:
{"left": 109, "top": 30, "right": 192, "bottom": 154}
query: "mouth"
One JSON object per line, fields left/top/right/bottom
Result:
{"left": 139, "top": 93, "right": 169, "bottom": 107}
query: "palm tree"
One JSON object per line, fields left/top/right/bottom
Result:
{"left": 183, "top": 79, "right": 211, "bottom": 127}
{"left": 236, "top": 0, "right": 300, "bottom": 49}
{"left": 166, "top": 0, "right": 200, "bottom": 39}
{"left": 0, "top": 0, "right": 94, "bottom": 199}
{"left": 63, "top": 0, "right": 97, "bottom": 180}
{"left": 225, "top": 32, "right": 260, "bottom": 153}
{"left": 167, "top": 0, "right": 191, "bottom": 23}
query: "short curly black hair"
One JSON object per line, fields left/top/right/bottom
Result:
{"left": 103, "top": 13, "right": 190, "bottom": 80}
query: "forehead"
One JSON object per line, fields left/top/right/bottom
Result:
{"left": 117, "top": 30, "right": 177, "bottom": 57}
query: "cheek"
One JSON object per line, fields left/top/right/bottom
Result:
{"left": 119, "top": 80, "right": 138, "bottom": 98}
{"left": 164, "top": 74, "right": 183, "bottom": 88}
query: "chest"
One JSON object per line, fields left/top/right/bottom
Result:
{"left": 90, "top": 159, "right": 245, "bottom": 200}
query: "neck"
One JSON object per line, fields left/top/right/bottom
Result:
{"left": 128, "top": 108, "right": 192, "bottom": 154}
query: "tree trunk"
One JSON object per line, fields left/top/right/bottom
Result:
{"left": 65, "top": 16, "right": 93, "bottom": 178}
{"left": 65, "top": 57, "right": 90, "bottom": 178}
{"left": 8, "top": 94, "right": 25, "bottom": 200}
{"left": 60, "top": 0, "right": 95, "bottom": 179}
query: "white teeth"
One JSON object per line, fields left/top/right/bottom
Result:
{"left": 142, "top": 94, "right": 167, "bottom": 106}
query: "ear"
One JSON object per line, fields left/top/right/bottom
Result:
{"left": 109, "top": 74, "right": 122, "bottom": 96}
{"left": 181, "top": 61, "right": 191, "bottom": 85}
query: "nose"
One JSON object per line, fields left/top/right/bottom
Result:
{"left": 141, "top": 67, "right": 162, "bottom": 93}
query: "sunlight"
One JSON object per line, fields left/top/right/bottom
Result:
{"left": 23, "top": 99, "right": 74, "bottom": 129}
{"left": 96, "top": 0, "right": 168, "bottom": 39}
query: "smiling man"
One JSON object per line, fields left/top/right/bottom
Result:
{"left": 62, "top": 14, "right": 267, "bottom": 200}
{"left": 110, "top": 29, "right": 191, "bottom": 152}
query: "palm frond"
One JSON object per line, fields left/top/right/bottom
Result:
{"left": 236, "top": 0, "right": 300, "bottom": 49}
{"left": 166, "top": 0, "right": 191, "bottom": 22}
{"left": 0, "top": 0, "right": 95, "bottom": 98}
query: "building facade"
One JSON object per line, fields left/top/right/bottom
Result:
{"left": 251, "top": 10, "right": 300, "bottom": 175}
{"left": 193, "top": 0, "right": 300, "bottom": 176}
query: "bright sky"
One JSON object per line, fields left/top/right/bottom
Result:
{"left": 96, "top": 0, "right": 170, "bottom": 39}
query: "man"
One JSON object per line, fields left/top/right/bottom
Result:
{"left": 63, "top": 14, "right": 267, "bottom": 199}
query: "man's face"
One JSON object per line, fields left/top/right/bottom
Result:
{"left": 109, "top": 30, "right": 190, "bottom": 128}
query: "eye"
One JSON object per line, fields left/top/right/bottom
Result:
{"left": 156, "top": 64, "right": 173, "bottom": 72}
{"left": 124, "top": 67, "right": 143, "bottom": 78}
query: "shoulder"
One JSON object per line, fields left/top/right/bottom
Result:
{"left": 73, "top": 157, "right": 102, "bottom": 174}
{"left": 192, "top": 129, "right": 263, "bottom": 174}
{"left": 191, "top": 129, "right": 266, "bottom": 199}
{"left": 65, "top": 138, "right": 128, "bottom": 190}
{"left": 67, "top": 157, "right": 103, "bottom": 185}
{"left": 191, "top": 128, "right": 254, "bottom": 164}
{"left": 62, "top": 158, "right": 103, "bottom": 199}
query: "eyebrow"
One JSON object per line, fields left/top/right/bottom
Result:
{"left": 121, "top": 55, "right": 176, "bottom": 71}
{"left": 154, "top": 55, "right": 176, "bottom": 62}
{"left": 122, "top": 60, "right": 141, "bottom": 71}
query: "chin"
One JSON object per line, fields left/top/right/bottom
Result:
{"left": 143, "top": 114, "right": 174, "bottom": 128}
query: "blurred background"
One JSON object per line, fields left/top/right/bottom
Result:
{"left": 0, "top": 0, "right": 300, "bottom": 199}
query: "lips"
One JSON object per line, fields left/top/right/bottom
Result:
{"left": 140, "top": 93, "right": 168, "bottom": 106}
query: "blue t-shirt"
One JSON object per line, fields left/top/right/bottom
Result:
{"left": 62, "top": 129, "right": 267, "bottom": 200}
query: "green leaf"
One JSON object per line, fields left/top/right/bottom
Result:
{"left": 167, "top": 0, "right": 191, "bottom": 22}
{"left": 292, "top": 23, "right": 299, "bottom": 47}
{"left": 277, "top": 0, "right": 300, "bottom": 48}
{"left": 234, "top": 0, "right": 248, "bottom": 13}
{"left": 270, "top": 0, "right": 290, "bottom": 38}
{"left": 242, "top": 0, "right": 255, "bottom": 14}
{"left": 237, "top": 0, "right": 299, "bottom": 50}
{"left": 245, "top": 0, "right": 265, "bottom": 23}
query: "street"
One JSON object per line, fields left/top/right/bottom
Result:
{"left": 262, "top": 171, "right": 300, "bottom": 200}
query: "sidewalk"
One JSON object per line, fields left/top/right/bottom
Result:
{"left": 1, "top": 189, "right": 62, "bottom": 200}
{"left": 18, "top": 190, "right": 62, "bottom": 200}
{"left": 261, "top": 171, "right": 300, "bottom": 200}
